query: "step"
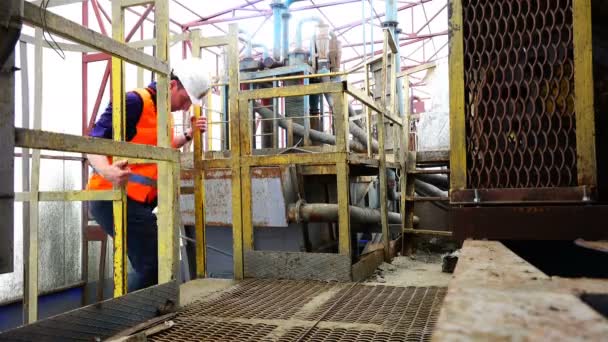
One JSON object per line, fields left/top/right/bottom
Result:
{"left": 406, "top": 196, "right": 450, "bottom": 202}
{"left": 409, "top": 169, "right": 451, "bottom": 175}
{"left": 403, "top": 228, "right": 453, "bottom": 237}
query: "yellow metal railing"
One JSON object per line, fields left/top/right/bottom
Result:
{"left": 189, "top": 28, "right": 406, "bottom": 279}
{"left": 13, "top": 0, "right": 179, "bottom": 322}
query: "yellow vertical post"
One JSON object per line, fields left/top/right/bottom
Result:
{"left": 573, "top": 0, "right": 597, "bottom": 190}
{"left": 334, "top": 92, "right": 351, "bottom": 256}
{"left": 191, "top": 29, "right": 206, "bottom": 278}
{"left": 111, "top": 0, "right": 128, "bottom": 297}
{"left": 344, "top": 93, "right": 351, "bottom": 153}
{"left": 365, "top": 62, "right": 373, "bottom": 158}
{"left": 227, "top": 24, "right": 244, "bottom": 279}
{"left": 24, "top": 28, "right": 43, "bottom": 323}
{"left": 193, "top": 102, "right": 206, "bottom": 278}
{"left": 401, "top": 74, "right": 414, "bottom": 255}
{"left": 449, "top": 0, "right": 466, "bottom": 194}
{"left": 207, "top": 90, "right": 214, "bottom": 150}
{"left": 389, "top": 54, "right": 397, "bottom": 116}
{"left": 239, "top": 99, "right": 254, "bottom": 251}
{"left": 155, "top": 0, "right": 178, "bottom": 284}
{"left": 378, "top": 30, "right": 390, "bottom": 262}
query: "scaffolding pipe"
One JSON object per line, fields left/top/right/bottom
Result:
{"left": 287, "top": 202, "right": 419, "bottom": 225}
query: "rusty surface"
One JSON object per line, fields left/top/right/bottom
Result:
{"left": 148, "top": 279, "right": 446, "bottom": 342}
{"left": 251, "top": 166, "right": 283, "bottom": 178}
{"left": 205, "top": 168, "right": 232, "bottom": 180}
{"left": 451, "top": 205, "right": 608, "bottom": 240}
{"left": 151, "top": 320, "right": 277, "bottom": 341}
{"left": 463, "top": 0, "right": 578, "bottom": 190}
{"left": 451, "top": 186, "right": 593, "bottom": 204}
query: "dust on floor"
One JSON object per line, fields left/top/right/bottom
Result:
{"left": 364, "top": 254, "right": 452, "bottom": 287}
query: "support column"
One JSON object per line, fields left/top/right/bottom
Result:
{"left": 111, "top": 0, "right": 128, "bottom": 296}
{"left": 227, "top": 24, "right": 244, "bottom": 280}
{"left": 191, "top": 30, "right": 206, "bottom": 278}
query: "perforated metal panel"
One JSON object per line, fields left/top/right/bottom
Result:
{"left": 463, "top": 0, "right": 577, "bottom": 189}
{"left": 148, "top": 280, "right": 446, "bottom": 342}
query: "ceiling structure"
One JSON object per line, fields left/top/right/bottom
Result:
{"left": 77, "top": 0, "right": 448, "bottom": 78}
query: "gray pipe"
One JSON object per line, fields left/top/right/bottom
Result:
{"left": 415, "top": 173, "right": 448, "bottom": 191}
{"left": 323, "top": 93, "right": 379, "bottom": 153}
{"left": 415, "top": 179, "right": 448, "bottom": 211}
{"left": 255, "top": 106, "right": 368, "bottom": 152}
{"left": 287, "top": 202, "right": 419, "bottom": 225}
{"left": 387, "top": 169, "right": 400, "bottom": 201}
{"left": 414, "top": 179, "right": 447, "bottom": 198}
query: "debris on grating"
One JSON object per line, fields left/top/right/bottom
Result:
{"left": 378, "top": 262, "right": 396, "bottom": 272}
{"left": 365, "top": 255, "right": 451, "bottom": 287}
{"left": 442, "top": 250, "right": 460, "bottom": 273}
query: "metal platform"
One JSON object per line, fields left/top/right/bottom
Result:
{"left": 149, "top": 280, "right": 446, "bottom": 341}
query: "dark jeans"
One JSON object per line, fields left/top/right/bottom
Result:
{"left": 89, "top": 198, "right": 158, "bottom": 292}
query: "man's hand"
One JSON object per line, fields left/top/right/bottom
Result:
{"left": 100, "top": 159, "right": 131, "bottom": 186}
{"left": 191, "top": 116, "right": 207, "bottom": 133}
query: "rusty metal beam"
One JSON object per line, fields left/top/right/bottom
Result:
{"left": 451, "top": 206, "right": 608, "bottom": 240}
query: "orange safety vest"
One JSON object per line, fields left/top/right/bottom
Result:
{"left": 87, "top": 88, "right": 175, "bottom": 204}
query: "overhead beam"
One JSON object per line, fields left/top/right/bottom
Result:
{"left": 121, "top": 0, "right": 153, "bottom": 7}
{"left": 21, "top": 1, "right": 169, "bottom": 74}
{"left": 31, "top": 0, "right": 85, "bottom": 7}
{"left": 182, "top": 0, "right": 363, "bottom": 28}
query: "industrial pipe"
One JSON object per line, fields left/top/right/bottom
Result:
{"left": 270, "top": 1, "right": 285, "bottom": 61}
{"left": 387, "top": 169, "right": 400, "bottom": 201}
{"left": 252, "top": 43, "right": 269, "bottom": 59}
{"left": 415, "top": 173, "right": 448, "bottom": 191}
{"left": 415, "top": 179, "right": 448, "bottom": 211}
{"left": 384, "top": 0, "right": 398, "bottom": 24}
{"left": 324, "top": 93, "right": 379, "bottom": 153}
{"left": 239, "top": 29, "right": 253, "bottom": 58}
{"left": 287, "top": 202, "right": 419, "bottom": 225}
{"left": 414, "top": 179, "right": 447, "bottom": 198}
{"left": 281, "top": 11, "right": 291, "bottom": 63}
{"left": 295, "top": 17, "right": 324, "bottom": 50}
{"left": 255, "top": 106, "right": 367, "bottom": 152}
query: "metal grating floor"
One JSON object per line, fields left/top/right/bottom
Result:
{"left": 149, "top": 280, "right": 446, "bottom": 342}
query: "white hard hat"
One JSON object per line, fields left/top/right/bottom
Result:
{"left": 171, "top": 58, "right": 210, "bottom": 103}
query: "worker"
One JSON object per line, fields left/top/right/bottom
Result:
{"left": 86, "top": 58, "right": 209, "bottom": 292}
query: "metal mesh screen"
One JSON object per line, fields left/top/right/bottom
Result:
{"left": 148, "top": 280, "right": 446, "bottom": 342}
{"left": 463, "top": 0, "right": 577, "bottom": 189}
